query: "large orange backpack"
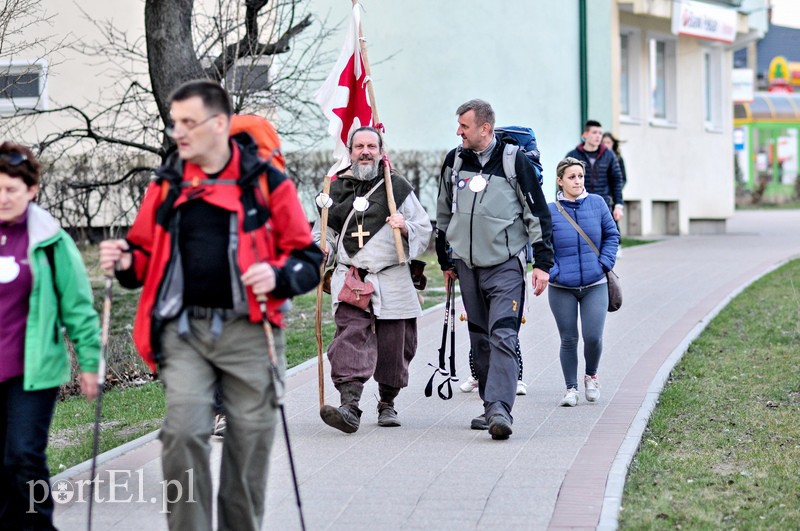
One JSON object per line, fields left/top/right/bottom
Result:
{"left": 229, "top": 114, "right": 285, "bottom": 172}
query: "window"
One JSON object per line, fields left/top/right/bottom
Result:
{"left": 647, "top": 34, "right": 677, "bottom": 125}
{"left": 225, "top": 57, "right": 272, "bottom": 96}
{"left": 703, "top": 47, "right": 723, "bottom": 132}
{"left": 619, "top": 27, "right": 641, "bottom": 122}
{"left": 0, "top": 59, "right": 48, "bottom": 114}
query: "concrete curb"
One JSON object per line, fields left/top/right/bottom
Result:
{"left": 596, "top": 258, "right": 792, "bottom": 530}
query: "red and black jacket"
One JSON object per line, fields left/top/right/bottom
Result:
{"left": 118, "top": 134, "right": 322, "bottom": 371}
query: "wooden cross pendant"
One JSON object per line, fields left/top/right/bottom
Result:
{"left": 351, "top": 224, "right": 370, "bottom": 248}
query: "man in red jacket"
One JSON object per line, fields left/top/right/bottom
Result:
{"left": 99, "top": 80, "right": 321, "bottom": 531}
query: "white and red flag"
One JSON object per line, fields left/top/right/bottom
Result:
{"left": 314, "top": 3, "right": 373, "bottom": 176}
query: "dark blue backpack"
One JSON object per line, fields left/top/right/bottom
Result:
{"left": 495, "top": 126, "right": 543, "bottom": 186}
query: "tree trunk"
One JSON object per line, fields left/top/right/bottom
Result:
{"left": 145, "top": 0, "right": 205, "bottom": 124}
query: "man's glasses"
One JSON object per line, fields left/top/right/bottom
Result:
{"left": 164, "top": 114, "right": 220, "bottom": 138}
{"left": 0, "top": 152, "right": 29, "bottom": 166}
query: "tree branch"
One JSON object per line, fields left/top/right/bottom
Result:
{"left": 206, "top": 7, "right": 312, "bottom": 82}
{"left": 67, "top": 166, "right": 154, "bottom": 189}
{"left": 24, "top": 104, "right": 162, "bottom": 156}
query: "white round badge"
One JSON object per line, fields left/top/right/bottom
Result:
{"left": 0, "top": 256, "right": 20, "bottom": 283}
{"left": 469, "top": 174, "right": 487, "bottom": 193}
{"left": 353, "top": 196, "right": 369, "bottom": 212}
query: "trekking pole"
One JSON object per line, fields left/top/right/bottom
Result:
{"left": 447, "top": 278, "right": 457, "bottom": 386}
{"left": 425, "top": 276, "right": 451, "bottom": 398}
{"left": 437, "top": 279, "right": 457, "bottom": 399}
{"left": 87, "top": 274, "right": 112, "bottom": 531}
{"left": 256, "top": 295, "right": 307, "bottom": 531}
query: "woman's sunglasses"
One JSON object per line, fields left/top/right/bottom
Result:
{"left": 0, "top": 152, "right": 29, "bottom": 166}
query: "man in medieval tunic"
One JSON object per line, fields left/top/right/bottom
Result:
{"left": 313, "top": 126, "right": 432, "bottom": 433}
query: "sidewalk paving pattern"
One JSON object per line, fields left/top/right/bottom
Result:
{"left": 53, "top": 210, "right": 800, "bottom": 530}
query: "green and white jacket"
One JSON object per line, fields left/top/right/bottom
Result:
{"left": 22, "top": 204, "right": 100, "bottom": 391}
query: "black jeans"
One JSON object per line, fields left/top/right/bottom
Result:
{"left": 0, "top": 376, "right": 59, "bottom": 530}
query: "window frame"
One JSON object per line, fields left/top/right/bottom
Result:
{"left": 0, "top": 58, "right": 48, "bottom": 114}
{"left": 702, "top": 44, "right": 724, "bottom": 133}
{"left": 646, "top": 32, "right": 678, "bottom": 127}
{"left": 619, "top": 26, "right": 641, "bottom": 124}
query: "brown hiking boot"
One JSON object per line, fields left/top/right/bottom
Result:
{"left": 377, "top": 383, "right": 401, "bottom": 427}
{"left": 320, "top": 382, "right": 363, "bottom": 433}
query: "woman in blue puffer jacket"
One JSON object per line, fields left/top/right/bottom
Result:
{"left": 548, "top": 157, "right": 619, "bottom": 407}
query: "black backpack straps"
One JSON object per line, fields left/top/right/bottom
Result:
{"left": 44, "top": 242, "right": 62, "bottom": 341}
{"left": 44, "top": 243, "right": 59, "bottom": 301}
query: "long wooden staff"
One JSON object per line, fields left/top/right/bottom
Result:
{"left": 315, "top": 175, "right": 332, "bottom": 409}
{"left": 353, "top": 0, "right": 406, "bottom": 263}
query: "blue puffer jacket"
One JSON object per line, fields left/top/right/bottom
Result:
{"left": 548, "top": 192, "right": 619, "bottom": 287}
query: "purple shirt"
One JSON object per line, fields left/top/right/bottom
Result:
{"left": 0, "top": 208, "right": 32, "bottom": 382}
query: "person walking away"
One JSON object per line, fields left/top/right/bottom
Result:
{"left": 99, "top": 80, "right": 322, "bottom": 531}
{"left": 601, "top": 131, "right": 627, "bottom": 257}
{"left": 436, "top": 99, "right": 553, "bottom": 440}
{"left": 601, "top": 132, "right": 627, "bottom": 191}
{"left": 565, "top": 120, "right": 624, "bottom": 224}
{"left": 548, "top": 157, "right": 619, "bottom": 406}
{"left": 0, "top": 142, "right": 100, "bottom": 530}
{"left": 315, "top": 126, "right": 432, "bottom": 433}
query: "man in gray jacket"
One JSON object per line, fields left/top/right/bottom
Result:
{"left": 436, "top": 99, "right": 553, "bottom": 440}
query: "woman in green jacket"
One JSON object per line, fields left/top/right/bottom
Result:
{"left": 0, "top": 142, "right": 100, "bottom": 529}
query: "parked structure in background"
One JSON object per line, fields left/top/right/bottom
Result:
{"left": 733, "top": 11, "right": 800, "bottom": 205}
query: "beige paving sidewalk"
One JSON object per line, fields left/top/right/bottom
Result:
{"left": 53, "top": 210, "right": 800, "bottom": 530}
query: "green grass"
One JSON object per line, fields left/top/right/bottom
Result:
{"left": 49, "top": 382, "right": 165, "bottom": 474}
{"left": 736, "top": 201, "right": 800, "bottom": 210}
{"left": 621, "top": 236, "right": 655, "bottom": 248}
{"left": 619, "top": 259, "right": 800, "bottom": 529}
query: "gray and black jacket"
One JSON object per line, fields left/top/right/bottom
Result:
{"left": 436, "top": 136, "right": 554, "bottom": 271}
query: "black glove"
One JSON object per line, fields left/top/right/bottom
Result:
{"left": 435, "top": 229, "right": 453, "bottom": 271}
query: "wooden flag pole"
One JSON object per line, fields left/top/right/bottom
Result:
{"left": 315, "top": 175, "right": 332, "bottom": 409}
{"left": 352, "top": 0, "right": 406, "bottom": 263}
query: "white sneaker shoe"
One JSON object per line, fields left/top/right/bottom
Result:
{"left": 516, "top": 381, "right": 527, "bottom": 396}
{"left": 559, "top": 388, "right": 579, "bottom": 407}
{"left": 584, "top": 375, "right": 600, "bottom": 402}
{"left": 460, "top": 376, "right": 479, "bottom": 393}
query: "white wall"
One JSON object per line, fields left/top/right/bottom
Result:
{"left": 7, "top": 1, "right": 147, "bottom": 145}
{"left": 306, "top": 0, "right": 584, "bottom": 200}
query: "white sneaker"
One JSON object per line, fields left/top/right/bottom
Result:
{"left": 584, "top": 375, "right": 600, "bottom": 402}
{"left": 559, "top": 388, "right": 579, "bottom": 407}
{"left": 460, "top": 376, "right": 479, "bottom": 393}
{"left": 516, "top": 381, "right": 527, "bottom": 396}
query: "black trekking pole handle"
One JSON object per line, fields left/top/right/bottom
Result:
{"left": 257, "top": 295, "right": 307, "bottom": 531}
{"left": 87, "top": 274, "right": 112, "bottom": 531}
